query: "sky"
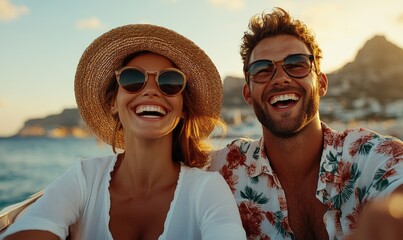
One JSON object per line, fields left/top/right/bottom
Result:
{"left": 1, "top": 0, "right": 402, "bottom": 137}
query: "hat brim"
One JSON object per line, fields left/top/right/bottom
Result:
{"left": 74, "top": 24, "right": 223, "bottom": 148}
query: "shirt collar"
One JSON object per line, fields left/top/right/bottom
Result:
{"left": 317, "top": 122, "right": 350, "bottom": 206}
{"left": 249, "top": 123, "right": 342, "bottom": 190}
{"left": 247, "top": 137, "right": 276, "bottom": 177}
{"left": 247, "top": 123, "right": 341, "bottom": 189}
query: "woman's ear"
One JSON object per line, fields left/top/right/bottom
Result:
{"left": 111, "top": 97, "right": 118, "bottom": 115}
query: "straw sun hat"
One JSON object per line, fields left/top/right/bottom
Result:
{"left": 74, "top": 24, "right": 223, "bottom": 149}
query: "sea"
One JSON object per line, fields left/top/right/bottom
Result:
{"left": 0, "top": 137, "right": 114, "bottom": 210}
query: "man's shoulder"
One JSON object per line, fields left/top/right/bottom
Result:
{"left": 212, "top": 137, "right": 260, "bottom": 154}
{"left": 342, "top": 127, "right": 400, "bottom": 145}
{"left": 322, "top": 125, "right": 402, "bottom": 165}
{"left": 323, "top": 123, "right": 401, "bottom": 148}
{"left": 209, "top": 137, "right": 261, "bottom": 170}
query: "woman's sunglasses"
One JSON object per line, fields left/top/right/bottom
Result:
{"left": 115, "top": 67, "right": 187, "bottom": 96}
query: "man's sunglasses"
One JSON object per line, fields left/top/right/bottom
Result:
{"left": 245, "top": 54, "right": 315, "bottom": 83}
{"left": 115, "top": 67, "right": 187, "bottom": 96}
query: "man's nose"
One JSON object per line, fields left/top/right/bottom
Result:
{"left": 270, "top": 64, "right": 291, "bottom": 86}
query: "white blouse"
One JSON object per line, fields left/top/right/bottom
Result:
{"left": 1, "top": 155, "right": 246, "bottom": 240}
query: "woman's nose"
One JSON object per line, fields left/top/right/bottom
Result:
{"left": 141, "top": 73, "right": 161, "bottom": 96}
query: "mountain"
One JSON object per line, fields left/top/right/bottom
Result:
{"left": 322, "top": 35, "right": 403, "bottom": 120}
{"left": 326, "top": 35, "right": 403, "bottom": 103}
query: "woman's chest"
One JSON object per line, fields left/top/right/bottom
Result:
{"left": 108, "top": 187, "right": 176, "bottom": 240}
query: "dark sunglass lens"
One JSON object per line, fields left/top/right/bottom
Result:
{"left": 248, "top": 60, "right": 275, "bottom": 82}
{"left": 283, "top": 55, "right": 311, "bottom": 77}
{"left": 158, "top": 71, "right": 185, "bottom": 95}
{"left": 119, "top": 69, "right": 145, "bottom": 92}
{"left": 249, "top": 60, "right": 274, "bottom": 75}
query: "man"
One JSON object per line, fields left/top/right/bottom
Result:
{"left": 209, "top": 7, "right": 403, "bottom": 240}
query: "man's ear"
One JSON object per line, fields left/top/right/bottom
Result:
{"left": 318, "top": 72, "right": 328, "bottom": 97}
{"left": 242, "top": 83, "right": 253, "bottom": 105}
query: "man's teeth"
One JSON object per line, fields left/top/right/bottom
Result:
{"left": 270, "top": 94, "right": 299, "bottom": 105}
{"left": 135, "top": 105, "right": 166, "bottom": 116}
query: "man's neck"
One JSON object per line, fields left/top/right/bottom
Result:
{"left": 262, "top": 120, "right": 324, "bottom": 182}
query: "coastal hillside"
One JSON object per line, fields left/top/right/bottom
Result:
{"left": 14, "top": 35, "right": 403, "bottom": 137}
{"left": 327, "top": 35, "right": 403, "bottom": 102}
{"left": 15, "top": 109, "right": 91, "bottom": 138}
{"left": 322, "top": 35, "right": 403, "bottom": 121}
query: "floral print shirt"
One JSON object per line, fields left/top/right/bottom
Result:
{"left": 209, "top": 122, "right": 403, "bottom": 240}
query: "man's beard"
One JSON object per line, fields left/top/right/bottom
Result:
{"left": 252, "top": 87, "right": 320, "bottom": 138}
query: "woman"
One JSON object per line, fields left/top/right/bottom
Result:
{"left": 1, "top": 24, "right": 245, "bottom": 239}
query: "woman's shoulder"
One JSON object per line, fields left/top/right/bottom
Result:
{"left": 180, "top": 165, "right": 224, "bottom": 186}
{"left": 181, "top": 165, "right": 218, "bottom": 176}
{"left": 179, "top": 166, "right": 235, "bottom": 204}
{"left": 77, "top": 154, "right": 117, "bottom": 172}
{"left": 67, "top": 154, "right": 118, "bottom": 185}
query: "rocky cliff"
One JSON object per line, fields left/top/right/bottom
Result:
{"left": 17, "top": 108, "right": 91, "bottom": 137}
{"left": 322, "top": 35, "right": 403, "bottom": 120}
{"left": 326, "top": 35, "right": 403, "bottom": 103}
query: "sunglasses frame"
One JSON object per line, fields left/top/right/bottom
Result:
{"left": 115, "top": 66, "right": 187, "bottom": 96}
{"left": 245, "top": 54, "right": 315, "bottom": 83}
